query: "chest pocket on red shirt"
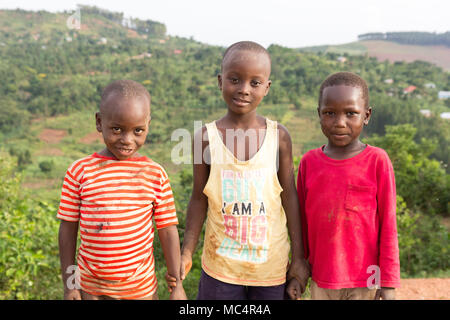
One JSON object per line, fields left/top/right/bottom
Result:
{"left": 344, "top": 184, "right": 377, "bottom": 213}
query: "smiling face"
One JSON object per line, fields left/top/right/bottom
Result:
{"left": 96, "top": 93, "right": 151, "bottom": 160}
{"left": 318, "top": 85, "right": 371, "bottom": 150}
{"left": 218, "top": 49, "right": 271, "bottom": 116}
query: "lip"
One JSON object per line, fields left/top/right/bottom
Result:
{"left": 331, "top": 133, "right": 349, "bottom": 139}
{"left": 232, "top": 98, "right": 251, "bottom": 107}
{"left": 116, "top": 147, "right": 134, "bottom": 156}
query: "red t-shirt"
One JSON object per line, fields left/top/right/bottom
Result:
{"left": 297, "top": 145, "right": 400, "bottom": 289}
{"left": 57, "top": 153, "right": 178, "bottom": 299}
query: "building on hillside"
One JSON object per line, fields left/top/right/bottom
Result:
{"left": 438, "top": 91, "right": 450, "bottom": 99}
{"left": 403, "top": 85, "right": 417, "bottom": 94}
{"left": 337, "top": 56, "right": 347, "bottom": 63}
{"left": 173, "top": 49, "right": 182, "bottom": 54}
{"left": 440, "top": 112, "right": 450, "bottom": 119}
{"left": 425, "top": 82, "right": 436, "bottom": 89}
{"left": 419, "top": 109, "right": 431, "bottom": 117}
{"left": 384, "top": 79, "right": 394, "bottom": 84}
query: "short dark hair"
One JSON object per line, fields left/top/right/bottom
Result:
{"left": 318, "top": 72, "right": 369, "bottom": 109}
{"left": 100, "top": 79, "right": 151, "bottom": 110}
{"left": 221, "top": 41, "right": 271, "bottom": 71}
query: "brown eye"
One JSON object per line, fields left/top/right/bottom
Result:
{"left": 112, "top": 127, "right": 121, "bottom": 133}
{"left": 135, "top": 128, "right": 144, "bottom": 134}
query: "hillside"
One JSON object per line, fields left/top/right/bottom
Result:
{"left": 298, "top": 40, "right": 450, "bottom": 71}
{"left": 0, "top": 6, "right": 448, "bottom": 196}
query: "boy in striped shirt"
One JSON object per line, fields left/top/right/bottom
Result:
{"left": 57, "top": 79, "right": 186, "bottom": 300}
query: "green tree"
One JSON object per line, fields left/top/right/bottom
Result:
{"left": 366, "top": 124, "right": 449, "bottom": 215}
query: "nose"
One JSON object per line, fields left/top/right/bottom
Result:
{"left": 120, "top": 132, "right": 133, "bottom": 145}
{"left": 334, "top": 114, "right": 346, "bottom": 128}
{"left": 238, "top": 81, "right": 251, "bottom": 95}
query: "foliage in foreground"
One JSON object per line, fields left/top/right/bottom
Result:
{"left": 1, "top": 122, "right": 449, "bottom": 299}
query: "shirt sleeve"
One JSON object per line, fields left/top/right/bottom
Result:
{"left": 153, "top": 168, "right": 178, "bottom": 229}
{"left": 376, "top": 151, "right": 401, "bottom": 288}
{"left": 296, "top": 159, "right": 309, "bottom": 260}
{"left": 57, "top": 164, "right": 82, "bottom": 222}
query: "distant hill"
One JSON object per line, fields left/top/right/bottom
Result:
{"left": 298, "top": 40, "right": 450, "bottom": 71}
{"left": 358, "top": 31, "right": 450, "bottom": 47}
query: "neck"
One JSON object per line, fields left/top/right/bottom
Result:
{"left": 324, "top": 140, "right": 366, "bottom": 160}
{"left": 222, "top": 110, "right": 261, "bottom": 129}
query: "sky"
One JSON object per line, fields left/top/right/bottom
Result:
{"left": 1, "top": 0, "right": 449, "bottom": 48}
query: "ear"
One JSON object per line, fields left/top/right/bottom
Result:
{"left": 95, "top": 112, "right": 102, "bottom": 132}
{"left": 264, "top": 80, "right": 272, "bottom": 96}
{"left": 317, "top": 106, "right": 321, "bottom": 118}
{"left": 218, "top": 74, "right": 222, "bottom": 90}
{"left": 148, "top": 115, "right": 152, "bottom": 126}
{"left": 364, "top": 107, "right": 372, "bottom": 126}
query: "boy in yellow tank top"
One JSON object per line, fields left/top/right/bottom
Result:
{"left": 168, "top": 41, "right": 310, "bottom": 299}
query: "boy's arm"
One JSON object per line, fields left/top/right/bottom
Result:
{"left": 296, "top": 159, "right": 309, "bottom": 260}
{"left": 180, "top": 127, "right": 210, "bottom": 278}
{"left": 377, "top": 151, "right": 400, "bottom": 293}
{"left": 158, "top": 225, "right": 187, "bottom": 300}
{"left": 58, "top": 220, "right": 81, "bottom": 300}
{"left": 277, "top": 124, "right": 310, "bottom": 297}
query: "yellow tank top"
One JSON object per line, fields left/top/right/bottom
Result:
{"left": 202, "top": 118, "right": 290, "bottom": 286}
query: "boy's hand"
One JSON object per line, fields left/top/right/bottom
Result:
{"left": 286, "top": 277, "right": 302, "bottom": 300}
{"left": 375, "top": 287, "right": 396, "bottom": 300}
{"left": 64, "top": 289, "right": 81, "bottom": 300}
{"left": 165, "top": 272, "right": 177, "bottom": 292}
{"left": 169, "top": 284, "right": 188, "bottom": 300}
{"left": 180, "top": 252, "right": 193, "bottom": 280}
{"left": 287, "top": 258, "right": 310, "bottom": 295}
{"left": 165, "top": 253, "right": 193, "bottom": 293}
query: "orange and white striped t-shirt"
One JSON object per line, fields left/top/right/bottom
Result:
{"left": 57, "top": 153, "right": 178, "bottom": 299}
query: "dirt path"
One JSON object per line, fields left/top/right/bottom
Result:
{"left": 397, "top": 278, "right": 449, "bottom": 300}
{"left": 38, "top": 128, "right": 67, "bottom": 144}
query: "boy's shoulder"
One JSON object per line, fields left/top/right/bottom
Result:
{"left": 365, "top": 145, "right": 394, "bottom": 169}
{"left": 300, "top": 146, "right": 323, "bottom": 163}
{"left": 365, "top": 144, "right": 391, "bottom": 161}
{"left": 144, "top": 158, "right": 168, "bottom": 175}
{"left": 66, "top": 153, "right": 98, "bottom": 171}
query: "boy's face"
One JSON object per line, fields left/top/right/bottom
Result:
{"left": 318, "top": 85, "right": 371, "bottom": 149}
{"left": 96, "top": 94, "right": 151, "bottom": 160}
{"left": 218, "top": 50, "right": 271, "bottom": 115}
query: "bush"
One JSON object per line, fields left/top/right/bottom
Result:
{"left": 39, "top": 160, "right": 53, "bottom": 173}
{"left": 0, "top": 152, "right": 62, "bottom": 299}
{"left": 397, "top": 196, "right": 449, "bottom": 276}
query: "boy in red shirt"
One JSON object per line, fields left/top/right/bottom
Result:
{"left": 289, "top": 72, "right": 400, "bottom": 300}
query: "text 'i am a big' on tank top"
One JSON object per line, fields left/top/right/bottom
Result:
{"left": 201, "top": 118, "right": 290, "bottom": 286}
